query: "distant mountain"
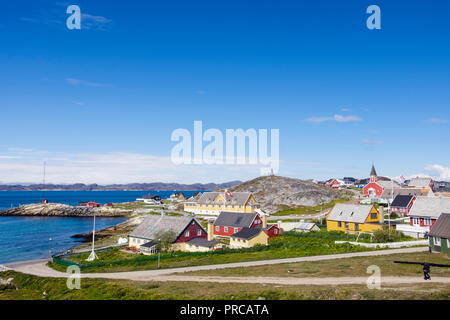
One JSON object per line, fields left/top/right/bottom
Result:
{"left": 223, "top": 175, "right": 346, "bottom": 214}
{"left": 0, "top": 181, "right": 242, "bottom": 191}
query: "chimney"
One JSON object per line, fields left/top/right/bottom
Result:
{"left": 207, "top": 220, "right": 214, "bottom": 241}
{"left": 378, "top": 206, "right": 384, "bottom": 224}
{"left": 262, "top": 215, "right": 268, "bottom": 228}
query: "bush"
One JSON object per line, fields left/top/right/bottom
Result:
{"left": 372, "top": 228, "right": 402, "bottom": 243}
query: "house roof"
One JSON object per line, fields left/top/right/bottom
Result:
{"left": 197, "top": 192, "right": 254, "bottom": 206}
{"left": 129, "top": 215, "right": 196, "bottom": 240}
{"left": 278, "top": 221, "right": 317, "bottom": 231}
{"left": 391, "top": 195, "right": 414, "bottom": 208}
{"left": 408, "top": 177, "right": 433, "bottom": 188}
{"left": 381, "top": 187, "right": 425, "bottom": 199}
{"left": 140, "top": 240, "right": 157, "bottom": 248}
{"left": 186, "top": 237, "right": 219, "bottom": 248}
{"left": 214, "top": 211, "right": 258, "bottom": 228}
{"left": 327, "top": 203, "right": 375, "bottom": 223}
{"left": 376, "top": 179, "right": 402, "bottom": 190}
{"left": 408, "top": 197, "right": 450, "bottom": 218}
{"left": 429, "top": 213, "right": 450, "bottom": 238}
{"left": 231, "top": 227, "right": 264, "bottom": 240}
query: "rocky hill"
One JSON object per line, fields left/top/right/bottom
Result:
{"left": 225, "top": 176, "right": 347, "bottom": 214}
{"left": 0, "top": 203, "right": 132, "bottom": 217}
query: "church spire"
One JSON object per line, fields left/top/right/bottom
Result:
{"left": 370, "top": 164, "right": 377, "bottom": 177}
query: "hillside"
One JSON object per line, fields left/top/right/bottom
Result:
{"left": 225, "top": 176, "right": 347, "bottom": 214}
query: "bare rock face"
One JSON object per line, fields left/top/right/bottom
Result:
{"left": 0, "top": 203, "right": 132, "bottom": 217}
{"left": 227, "top": 176, "right": 344, "bottom": 214}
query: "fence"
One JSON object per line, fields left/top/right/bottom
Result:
{"left": 335, "top": 240, "right": 428, "bottom": 248}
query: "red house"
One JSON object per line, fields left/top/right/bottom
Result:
{"left": 128, "top": 215, "right": 208, "bottom": 250}
{"left": 407, "top": 196, "right": 450, "bottom": 231}
{"left": 390, "top": 195, "right": 415, "bottom": 217}
{"left": 213, "top": 211, "right": 279, "bottom": 238}
{"left": 78, "top": 201, "right": 102, "bottom": 208}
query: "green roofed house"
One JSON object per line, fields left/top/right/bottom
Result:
{"left": 428, "top": 213, "right": 450, "bottom": 254}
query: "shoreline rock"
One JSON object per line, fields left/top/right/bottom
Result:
{"left": 0, "top": 203, "right": 132, "bottom": 217}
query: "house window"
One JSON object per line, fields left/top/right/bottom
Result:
{"left": 344, "top": 222, "right": 349, "bottom": 229}
{"left": 215, "top": 226, "right": 219, "bottom": 231}
{"left": 371, "top": 212, "right": 377, "bottom": 220}
{"left": 424, "top": 218, "right": 431, "bottom": 226}
{"left": 413, "top": 218, "right": 420, "bottom": 226}
{"left": 234, "top": 228, "right": 238, "bottom": 233}
{"left": 338, "top": 221, "right": 342, "bottom": 227}
{"left": 434, "top": 237, "right": 441, "bottom": 246}
{"left": 197, "top": 230, "right": 202, "bottom": 236}
{"left": 224, "top": 227, "right": 228, "bottom": 233}
{"left": 185, "top": 231, "right": 190, "bottom": 237}
{"left": 354, "top": 223, "right": 359, "bottom": 231}
{"left": 274, "top": 229, "right": 278, "bottom": 234}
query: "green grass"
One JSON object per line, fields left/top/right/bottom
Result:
{"left": 1, "top": 269, "right": 449, "bottom": 300}
{"left": 273, "top": 199, "right": 350, "bottom": 216}
{"left": 50, "top": 231, "right": 384, "bottom": 273}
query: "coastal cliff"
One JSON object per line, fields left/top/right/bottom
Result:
{"left": 0, "top": 203, "right": 133, "bottom": 217}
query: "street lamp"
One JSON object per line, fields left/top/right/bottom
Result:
{"left": 49, "top": 237, "right": 52, "bottom": 260}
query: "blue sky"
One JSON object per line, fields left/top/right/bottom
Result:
{"left": 0, "top": 0, "right": 449, "bottom": 184}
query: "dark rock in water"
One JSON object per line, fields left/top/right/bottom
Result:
{"left": 0, "top": 203, "right": 132, "bottom": 217}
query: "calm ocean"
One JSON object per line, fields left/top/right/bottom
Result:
{"left": 0, "top": 191, "right": 199, "bottom": 264}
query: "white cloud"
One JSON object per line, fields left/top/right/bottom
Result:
{"left": 81, "top": 13, "right": 112, "bottom": 31}
{"left": 361, "top": 138, "right": 383, "bottom": 145}
{"left": 0, "top": 150, "right": 263, "bottom": 184}
{"left": 423, "top": 118, "right": 449, "bottom": 124}
{"left": 65, "top": 78, "right": 109, "bottom": 88}
{"left": 306, "top": 114, "right": 362, "bottom": 124}
{"left": 424, "top": 164, "right": 450, "bottom": 180}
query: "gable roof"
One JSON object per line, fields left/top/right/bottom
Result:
{"left": 408, "top": 177, "right": 433, "bottom": 188}
{"left": 197, "top": 192, "right": 254, "bottom": 206}
{"left": 408, "top": 197, "right": 450, "bottom": 218}
{"left": 327, "top": 203, "right": 375, "bottom": 223}
{"left": 231, "top": 227, "right": 265, "bottom": 240}
{"left": 381, "top": 187, "right": 425, "bottom": 199}
{"left": 214, "top": 211, "right": 258, "bottom": 228}
{"left": 429, "top": 213, "right": 450, "bottom": 238}
{"left": 129, "top": 215, "right": 197, "bottom": 240}
{"left": 391, "top": 195, "right": 414, "bottom": 208}
{"left": 376, "top": 180, "right": 402, "bottom": 189}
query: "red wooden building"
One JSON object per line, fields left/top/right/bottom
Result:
{"left": 213, "top": 211, "right": 279, "bottom": 238}
{"left": 362, "top": 165, "right": 400, "bottom": 198}
{"left": 390, "top": 195, "right": 415, "bottom": 217}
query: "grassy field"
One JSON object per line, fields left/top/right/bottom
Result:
{"left": 50, "top": 231, "right": 381, "bottom": 273}
{"left": 179, "top": 252, "right": 450, "bottom": 278}
{"left": 1, "top": 269, "right": 449, "bottom": 300}
{"left": 273, "top": 199, "right": 350, "bottom": 216}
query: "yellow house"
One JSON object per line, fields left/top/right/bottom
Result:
{"left": 229, "top": 227, "right": 269, "bottom": 248}
{"left": 326, "top": 203, "right": 384, "bottom": 233}
{"left": 184, "top": 192, "right": 259, "bottom": 216}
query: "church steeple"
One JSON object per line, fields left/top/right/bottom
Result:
{"left": 370, "top": 164, "right": 377, "bottom": 177}
{"left": 370, "top": 164, "right": 377, "bottom": 183}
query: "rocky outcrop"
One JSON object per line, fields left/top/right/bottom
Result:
{"left": 71, "top": 215, "right": 146, "bottom": 242}
{"left": 226, "top": 175, "right": 346, "bottom": 214}
{"left": 0, "top": 203, "right": 132, "bottom": 217}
